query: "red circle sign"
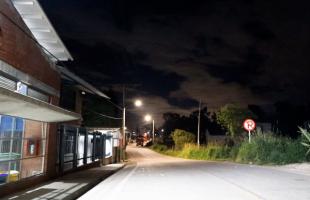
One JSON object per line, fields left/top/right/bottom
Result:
{"left": 243, "top": 119, "right": 256, "bottom": 131}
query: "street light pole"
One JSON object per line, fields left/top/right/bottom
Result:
{"left": 123, "top": 107, "right": 126, "bottom": 146}
{"left": 122, "top": 98, "right": 143, "bottom": 148}
{"left": 122, "top": 86, "right": 126, "bottom": 148}
{"left": 152, "top": 119, "right": 155, "bottom": 143}
{"left": 144, "top": 114, "right": 155, "bottom": 143}
{"left": 197, "top": 99, "right": 201, "bottom": 147}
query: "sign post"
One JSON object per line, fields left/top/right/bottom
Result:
{"left": 248, "top": 130, "right": 251, "bottom": 143}
{"left": 243, "top": 119, "right": 256, "bottom": 143}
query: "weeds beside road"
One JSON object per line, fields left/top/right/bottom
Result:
{"left": 151, "top": 134, "right": 310, "bottom": 165}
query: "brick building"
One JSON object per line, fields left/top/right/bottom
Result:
{"left": 0, "top": 0, "right": 81, "bottom": 195}
{"left": 0, "top": 1, "right": 120, "bottom": 196}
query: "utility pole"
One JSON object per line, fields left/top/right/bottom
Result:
{"left": 122, "top": 106, "right": 125, "bottom": 161}
{"left": 197, "top": 99, "right": 201, "bottom": 147}
{"left": 122, "top": 86, "right": 126, "bottom": 161}
{"left": 152, "top": 119, "right": 155, "bottom": 144}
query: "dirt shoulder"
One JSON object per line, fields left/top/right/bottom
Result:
{"left": 270, "top": 163, "right": 310, "bottom": 176}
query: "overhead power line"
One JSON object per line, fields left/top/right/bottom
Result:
{"left": 86, "top": 109, "right": 123, "bottom": 120}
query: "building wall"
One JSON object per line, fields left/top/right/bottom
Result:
{"left": 59, "top": 84, "right": 82, "bottom": 126}
{"left": 45, "top": 95, "right": 60, "bottom": 178}
{"left": 0, "top": 0, "right": 62, "bottom": 196}
{"left": 0, "top": 0, "right": 60, "bottom": 91}
{"left": 21, "top": 120, "right": 45, "bottom": 179}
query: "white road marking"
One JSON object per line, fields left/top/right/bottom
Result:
{"left": 103, "top": 164, "right": 139, "bottom": 200}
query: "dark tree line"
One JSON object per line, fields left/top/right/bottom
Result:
{"left": 160, "top": 102, "right": 310, "bottom": 146}
{"left": 160, "top": 107, "right": 224, "bottom": 146}
{"left": 248, "top": 101, "right": 310, "bottom": 138}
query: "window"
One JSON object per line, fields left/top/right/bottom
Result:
{"left": 0, "top": 75, "right": 49, "bottom": 103}
{"left": 28, "top": 88, "right": 49, "bottom": 102}
{"left": 16, "top": 82, "right": 27, "bottom": 95}
{"left": 0, "top": 75, "right": 16, "bottom": 91}
{"left": 0, "top": 115, "right": 46, "bottom": 185}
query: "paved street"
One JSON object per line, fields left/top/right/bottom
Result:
{"left": 79, "top": 145, "right": 310, "bottom": 200}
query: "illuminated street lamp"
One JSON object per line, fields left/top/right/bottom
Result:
{"left": 144, "top": 114, "right": 152, "bottom": 122}
{"left": 144, "top": 114, "right": 155, "bottom": 143}
{"left": 134, "top": 99, "right": 143, "bottom": 107}
{"left": 123, "top": 98, "right": 143, "bottom": 148}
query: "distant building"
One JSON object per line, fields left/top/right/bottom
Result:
{"left": 256, "top": 122, "right": 272, "bottom": 133}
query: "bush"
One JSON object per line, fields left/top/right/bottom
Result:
{"left": 151, "top": 131, "right": 310, "bottom": 165}
{"left": 171, "top": 129, "right": 195, "bottom": 149}
{"left": 236, "top": 134, "right": 309, "bottom": 164}
{"left": 177, "top": 144, "right": 231, "bottom": 160}
{"left": 229, "top": 145, "right": 240, "bottom": 160}
{"left": 299, "top": 125, "right": 310, "bottom": 155}
{"left": 236, "top": 142, "right": 257, "bottom": 163}
{"left": 151, "top": 143, "right": 168, "bottom": 152}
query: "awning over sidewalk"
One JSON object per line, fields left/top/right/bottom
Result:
{"left": 0, "top": 87, "right": 80, "bottom": 122}
{"left": 12, "top": 0, "right": 73, "bottom": 61}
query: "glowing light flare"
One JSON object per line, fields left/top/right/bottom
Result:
{"left": 144, "top": 114, "right": 152, "bottom": 122}
{"left": 134, "top": 99, "right": 143, "bottom": 107}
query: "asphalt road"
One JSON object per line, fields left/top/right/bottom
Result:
{"left": 78, "top": 144, "right": 310, "bottom": 200}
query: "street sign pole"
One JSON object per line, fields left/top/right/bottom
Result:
{"left": 248, "top": 130, "right": 251, "bottom": 143}
{"left": 243, "top": 119, "right": 255, "bottom": 143}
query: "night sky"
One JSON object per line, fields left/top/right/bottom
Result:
{"left": 40, "top": 0, "right": 310, "bottom": 125}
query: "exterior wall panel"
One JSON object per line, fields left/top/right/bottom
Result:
{"left": 0, "top": 0, "right": 62, "bottom": 196}
{"left": 0, "top": 0, "right": 60, "bottom": 91}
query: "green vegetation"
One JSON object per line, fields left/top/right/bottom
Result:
{"left": 171, "top": 129, "right": 195, "bottom": 150}
{"left": 151, "top": 130, "right": 310, "bottom": 165}
{"left": 216, "top": 104, "right": 256, "bottom": 138}
{"left": 179, "top": 144, "right": 232, "bottom": 160}
{"left": 236, "top": 134, "right": 307, "bottom": 164}
{"left": 299, "top": 125, "right": 310, "bottom": 155}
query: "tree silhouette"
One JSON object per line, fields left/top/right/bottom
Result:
{"left": 160, "top": 106, "right": 225, "bottom": 145}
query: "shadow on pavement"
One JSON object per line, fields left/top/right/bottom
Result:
{"left": 1, "top": 164, "right": 124, "bottom": 200}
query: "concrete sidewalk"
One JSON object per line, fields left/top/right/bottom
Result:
{"left": 1, "top": 163, "right": 125, "bottom": 200}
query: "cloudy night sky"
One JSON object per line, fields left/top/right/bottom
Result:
{"left": 40, "top": 0, "right": 310, "bottom": 125}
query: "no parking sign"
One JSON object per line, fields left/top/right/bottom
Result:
{"left": 243, "top": 119, "right": 256, "bottom": 143}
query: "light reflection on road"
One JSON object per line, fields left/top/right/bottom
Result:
{"left": 79, "top": 144, "right": 310, "bottom": 200}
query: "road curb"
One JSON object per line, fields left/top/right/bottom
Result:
{"left": 72, "top": 163, "right": 126, "bottom": 200}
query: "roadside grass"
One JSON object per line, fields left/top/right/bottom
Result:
{"left": 236, "top": 135, "right": 308, "bottom": 164}
{"left": 151, "top": 143, "right": 234, "bottom": 161}
{"left": 151, "top": 134, "right": 310, "bottom": 165}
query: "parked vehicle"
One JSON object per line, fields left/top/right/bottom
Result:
{"left": 136, "top": 135, "right": 144, "bottom": 146}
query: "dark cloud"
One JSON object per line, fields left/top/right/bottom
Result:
{"left": 167, "top": 98, "right": 199, "bottom": 109}
{"left": 206, "top": 45, "right": 266, "bottom": 84}
{"left": 40, "top": 0, "right": 310, "bottom": 125}
{"left": 64, "top": 39, "right": 186, "bottom": 98}
{"left": 242, "top": 20, "right": 276, "bottom": 41}
{"left": 128, "top": 63, "right": 186, "bottom": 97}
{"left": 191, "top": 34, "right": 210, "bottom": 58}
